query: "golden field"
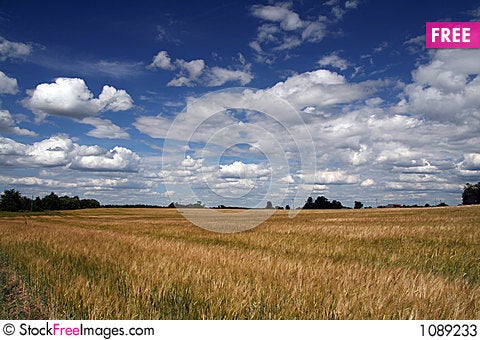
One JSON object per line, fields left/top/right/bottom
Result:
{"left": 0, "top": 206, "right": 479, "bottom": 319}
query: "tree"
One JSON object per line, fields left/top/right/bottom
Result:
{"left": 42, "top": 192, "right": 60, "bottom": 210}
{"left": 462, "top": 182, "right": 480, "bottom": 205}
{"left": 60, "top": 195, "right": 81, "bottom": 210}
{"left": 33, "top": 196, "right": 44, "bottom": 211}
{"left": 285, "top": 204, "right": 290, "bottom": 210}
{"left": 80, "top": 199, "right": 100, "bottom": 209}
{"left": 303, "top": 196, "right": 344, "bottom": 209}
{"left": 0, "top": 189, "right": 23, "bottom": 211}
{"left": 265, "top": 201, "right": 273, "bottom": 209}
{"left": 314, "top": 196, "right": 330, "bottom": 209}
{"left": 303, "top": 197, "right": 314, "bottom": 209}
{"left": 354, "top": 201, "right": 363, "bottom": 209}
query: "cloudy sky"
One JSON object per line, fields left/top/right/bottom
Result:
{"left": 1, "top": 0, "right": 479, "bottom": 208}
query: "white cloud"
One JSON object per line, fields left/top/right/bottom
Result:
{"left": 307, "top": 169, "right": 359, "bottom": 184}
{"left": 318, "top": 52, "right": 350, "bottom": 70}
{"left": 70, "top": 146, "right": 140, "bottom": 172}
{"left": 27, "top": 135, "right": 75, "bottom": 167}
{"left": 181, "top": 155, "right": 203, "bottom": 170}
{"left": 375, "top": 143, "right": 420, "bottom": 166}
{"left": 167, "top": 59, "right": 205, "bottom": 87}
{"left": 268, "top": 69, "right": 370, "bottom": 110}
{"left": 0, "top": 71, "right": 18, "bottom": 94}
{"left": 135, "top": 49, "right": 480, "bottom": 206}
{"left": 392, "top": 160, "right": 439, "bottom": 174}
{"left": 0, "top": 110, "right": 37, "bottom": 136}
{"left": 249, "top": 3, "right": 327, "bottom": 59}
{"left": 360, "top": 178, "right": 375, "bottom": 187}
{"left": 80, "top": 117, "right": 130, "bottom": 139}
{"left": 148, "top": 51, "right": 253, "bottom": 87}
{"left": 205, "top": 67, "right": 253, "bottom": 86}
{"left": 132, "top": 115, "right": 171, "bottom": 139}
{"left": 403, "top": 34, "right": 425, "bottom": 54}
{"left": 0, "top": 136, "right": 28, "bottom": 157}
{"left": 280, "top": 174, "right": 295, "bottom": 184}
{"left": 23, "top": 78, "right": 133, "bottom": 121}
{"left": 0, "top": 36, "right": 31, "bottom": 61}
{"left": 459, "top": 153, "right": 480, "bottom": 171}
{"left": 0, "top": 134, "right": 140, "bottom": 172}
{"left": 301, "top": 22, "right": 327, "bottom": 42}
{"left": 251, "top": 4, "right": 304, "bottom": 31}
{"left": 97, "top": 85, "right": 133, "bottom": 112}
{"left": 219, "top": 161, "right": 270, "bottom": 179}
{"left": 148, "top": 50, "right": 175, "bottom": 70}
{"left": 345, "top": 0, "right": 359, "bottom": 9}
{"left": 400, "top": 49, "right": 480, "bottom": 123}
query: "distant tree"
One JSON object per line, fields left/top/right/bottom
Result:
{"left": 168, "top": 202, "right": 176, "bottom": 208}
{"left": 33, "top": 196, "right": 44, "bottom": 211}
{"left": 285, "top": 204, "right": 290, "bottom": 210}
{"left": 330, "top": 199, "right": 343, "bottom": 209}
{"left": 303, "top": 197, "right": 314, "bottom": 209}
{"left": 42, "top": 192, "right": 60, "bottom": 210}
{"left": 0, "top": 190, "right": 99, "bottom": 212}
{"left": 265, "top": 201, "right": 273, "bottom": 209}
{"left": 80, "top": 198, "right": 100, "bottom": 209}
{"left": 314, "top": 196, "right": 330, "bottom": 209}
{"left": 354, "top": 201, "right": 363, "bottom": 209}
{"left": 60, "top": 195, "right": 81, "bottom": 210}
{"left": 0, "top": 189, "right": 23, "bottom": 211}
{"left": 462, "top": 182, "right": 480, "bottom": 205}
{"left": 303, "top": 196, "right": 344, "bottom": 209}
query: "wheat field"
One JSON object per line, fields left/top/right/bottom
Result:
{"left": 0, "top": 206, "right": 479, "bottom": 319}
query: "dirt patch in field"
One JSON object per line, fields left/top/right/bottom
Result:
{"left": 0, "top": 264, "right": 47, "bottom": 319}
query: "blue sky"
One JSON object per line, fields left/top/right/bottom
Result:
{"left": 1, "top": 0, "right": 480, "bottom": 207}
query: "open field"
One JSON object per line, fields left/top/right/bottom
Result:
{"left": 0, "top": 206, "right": 479, "bottom": 319}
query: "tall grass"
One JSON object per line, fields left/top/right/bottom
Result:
{"left": 0, "top": 206, "right": 478, "bottom": 319}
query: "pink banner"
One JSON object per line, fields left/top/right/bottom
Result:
{"left": 426, "top": 22, "right": 480, "bottom": 48}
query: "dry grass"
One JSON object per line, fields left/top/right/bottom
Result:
{"left": 0, "top": 206, "right": 478, "bottom": 319}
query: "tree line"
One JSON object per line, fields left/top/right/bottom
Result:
{"left": 1, "top": 181, "right": 478, "bottom": 212}
{"left": 0, "top": 189, "right": 100, "bottom": 212}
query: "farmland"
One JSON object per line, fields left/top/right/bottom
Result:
{"left": 0, "top": 206, "right": 479, "bottom": 319}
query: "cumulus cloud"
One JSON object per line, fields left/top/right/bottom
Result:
{"left": 0, "top": 134, "right": 140, "bottom": 172}
{"left": 268, "top": 69, "right": 372, "bottom": 111}
{"left": 181, "top": 155, "right": 203, "bottom": 170}
{"left": 0, "top": 136, "right": 28, "bottom": 157}
{"left": 27, "top": 135, "right": 75, "bottom": 167}
{"left": 0, "top": 36, "right": 31, "bottom": 61}
{"left": 23, "top": 78, "right": 133, "bottom": 121}
{"left": 219, "top": 161, "right": 270, "bottom": 179}
{"left": 147, "top": 50, "right": 175, "bottom": 70}
{"left": 0, "top": 110, "right": 37, "bottom": 136}
{"left": 70, "top": 146, "right": 140, "bottom": 172}
{"left": 399, "top": 49, "right": 480, "bottom": 123}
{"left": 136, "top": 49, "right": 480, "bottom": 206}
{"left": 0, "top": 71, "right": 18, "bottom": 94}
{"left": 458, "top": 153, "right": 480, "bottom": 171}
{"left": 304, "top": 169, "right": 359, "bottom": 184}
